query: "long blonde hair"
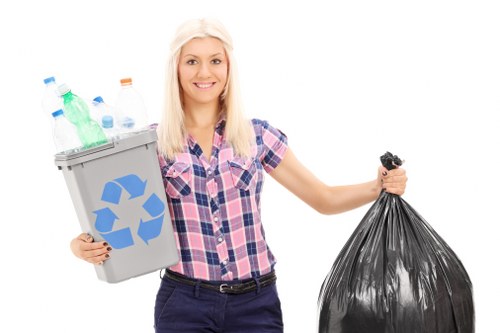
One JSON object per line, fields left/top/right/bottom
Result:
{"left": 157, "top": 18, "right": 253, "bottom": 160}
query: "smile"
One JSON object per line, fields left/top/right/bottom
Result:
{"left": 194, "top": 82, "right": 215, "bottom": 89}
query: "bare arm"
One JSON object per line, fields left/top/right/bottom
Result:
{"left": 269, "top": 148, "right": 407, "bottom": 215}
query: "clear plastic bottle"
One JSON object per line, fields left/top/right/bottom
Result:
{"left": 92, "top": 96, "right": 119, "bottom": 140}
{"left": 115, "top": 77, "right": 149, "bottom": 133}
{"left": 57, "top": 83, "right": 108, "bottom": 149}
{"left": 51, "top": 109, "right": 82, "bottom": 153}
{"left": 41, "top": 76, "right": 63, "bottom": 123}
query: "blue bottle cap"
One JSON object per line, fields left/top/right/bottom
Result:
{"left": 93, "top": 96, "right": 104, "bottom": 104}
{"left": 52, "top": 109, "right": 64, "bottom": 117}
{"left": 102, "top": 115, "right": 114, "bottom": 128}
{"left": 122, "top": 117, "right": 135, "bottom": 128}
{"left": 44, "top": 77, "right": 56, "bottom": 85}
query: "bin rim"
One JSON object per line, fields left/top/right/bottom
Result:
{"left": 54, "top": 128, "right": 158, "bottom": 167}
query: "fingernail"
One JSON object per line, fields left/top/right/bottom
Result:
{"left": 105, "top": 254, "right": 110, "bottom": 258}
{"left": 97, "top": 261, "right": 103, "bottom": 265}
{"left": 103, "top": 242, "right": 108, "bottom": 247}
{"left": 107, "top": 247, "right": 112, "bottom": 251}
{"left": 382, "top": 171, "right": 388, "bottom": 176}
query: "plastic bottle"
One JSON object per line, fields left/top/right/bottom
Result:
{"left": 115, "top": 77, "right": 149, "bottom": 133}
{"left": 92, "top": 96, "right": 119, "bottom": 140}
{"left": 41, "top": 76, "right": 63, "bottom": 123}
{"left": 51, "top": 109, "right": 82, "bottom": 153}
{"left": 101, "top": 115, "right": 118, "bottom": 140}
{"left": 57, "top": 83, "right": 108, "bottom": 149}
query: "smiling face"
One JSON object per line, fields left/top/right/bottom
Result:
{"left": 178, "top": 37, "right": 229, "bottom": 109}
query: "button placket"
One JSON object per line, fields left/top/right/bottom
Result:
{"left": 214, "top": 214, "right": 229, "bottom": 272}
{"left": 213, "top": 216, "right": 224, "bottom": 243}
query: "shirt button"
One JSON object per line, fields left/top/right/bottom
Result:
{"left": 214, "top": 217, "right": 219, "bottom": 222}
{"left": 207, "top": 170, "right": 212, "bottom": 175}
{"left": 222, "top": 259, "right": 228, "bottom": 265}
{"left": 217, "top": 237, "right": 223, "bottom": 243}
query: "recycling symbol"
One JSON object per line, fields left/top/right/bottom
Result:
{"left": 93, "top": 174, "right": 165, "bottom": 249}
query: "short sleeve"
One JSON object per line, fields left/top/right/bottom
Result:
{"left": 253, "top": 119, "right": 289, "bottom": 173}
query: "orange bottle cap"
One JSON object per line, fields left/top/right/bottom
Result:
{"left": 120, "top": 78, "right": 132, "bottom": 85}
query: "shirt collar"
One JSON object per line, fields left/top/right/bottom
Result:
{"left": 215, "top": 114, "right": 226, "bottom": 134}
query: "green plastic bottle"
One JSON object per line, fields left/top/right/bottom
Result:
{"left": 57, "top": 83, "right": 108, "bottom": 149}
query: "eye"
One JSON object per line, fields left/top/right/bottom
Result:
{"left": 186, "top": 59, "right": 198, "bottom": 65}
{"left": 211, "top": 58, "right": 222, "bottom": 65}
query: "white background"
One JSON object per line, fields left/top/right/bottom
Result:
{"left": 1, "top": 0, "right": 499, "bottom": 332}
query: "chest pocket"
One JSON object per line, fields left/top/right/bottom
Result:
{"left": 162, "top": 162, "right": 192, "bottom": 198}
{"left": 228, "top": 157, "right": 258, "bottom": 191}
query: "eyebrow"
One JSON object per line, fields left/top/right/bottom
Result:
{"left": 182, "top": 52, "right": 224, "bottom": 59}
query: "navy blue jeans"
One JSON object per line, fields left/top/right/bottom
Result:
{"left": 154, "top": 273, "right": 284, "bottom": 332}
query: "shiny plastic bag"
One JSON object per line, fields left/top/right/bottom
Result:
{"left": 317, "top": 152, "right": 474, "bottom": 333}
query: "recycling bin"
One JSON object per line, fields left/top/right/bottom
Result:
{"left": 55, "top": 129, "right": 179, "bottom": 283}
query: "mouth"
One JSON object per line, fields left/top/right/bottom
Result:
{"left": 194, "top": 82, "right": 215, "bottom": 89}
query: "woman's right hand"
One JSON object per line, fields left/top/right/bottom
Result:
{"left": 70, "top": 233, "right": 112, "bottom": 265}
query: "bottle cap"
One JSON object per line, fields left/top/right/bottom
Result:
{"left": 57, "top": 83, "right": 71, "bottom": 96}
{"left": 102, "top": 115, "right": 114, "bottom": 128}
{"left": 52, "top": 109, "right": 64, "bottom": 118}
{"left": 93, "top": 96, "right": 104, "bottom": 104}
{"left": 122, "top": 116, "right": 135, "bottom": 128}
{"left": 44, "top": 76, "right": 56, "bottom": 85}
{"left": 120, "top": 78, "right": 133, "bottom": 86}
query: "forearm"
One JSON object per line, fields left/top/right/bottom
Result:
{"left": 316, "top": 180, "right": 381, "bottom": 215}
{"left": 270, "top": 149, "right": 382, "bottom": 215}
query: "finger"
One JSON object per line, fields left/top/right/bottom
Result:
{"left": 383, "top": 175, "right": 407, "bottom": 185}
{"left": 378, "top": 166, "right": 388, "bottom": 177}
{"left": 85, "top": 252, "right": 111, "bottom": 265}
{"left": 77, "top": 233, "right": 94, "bottom": 243}
{"left": 79, "top": 241, "right": 112, "bottom": 252}
{"left": 81, "top": 246, "right": 112, "bottom": 261}
{"left": 383, "top": 186, "right": 405, "bottom": 195}
{"left": 386, "top": 168, "right": 406, "bottom": 177}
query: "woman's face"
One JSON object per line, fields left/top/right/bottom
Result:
{"left": 178, "top": 37, "right": 228, "bottom": 108}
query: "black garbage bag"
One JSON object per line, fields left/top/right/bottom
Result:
{"left": 317, "top": 152, "right": 474, "bottom": 333}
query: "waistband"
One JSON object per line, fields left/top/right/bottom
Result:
{"left": 163, "top": 269, "right": 277, "bottom": 294}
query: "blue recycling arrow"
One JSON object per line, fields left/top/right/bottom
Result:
{"left": 115, "top": 174, "right": 147, "bottom": 199}
{"left": 138, "top": 214, "right": 164, "bottom": 244}
{"left": 100, "top": 227, "right": 134, "bottom": 249}
{"left": 101, "top": 182, "right": 122, "bottom": 204}
{"left": 94, "top": 173, "right": 165, "bottom": 250}
{"left": 142, "top": 193, "right": 165, "bottom": 217}
{"left": 93, "top": 207, "right": 118, "bottom": 233}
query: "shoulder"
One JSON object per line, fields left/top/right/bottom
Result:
{"left": 251, "top": 118, "right": 287, "bottom": 137}
{"left": 250, "top": 118, "right": 277, "bottom": 134}
{"left": 251, "top": 118, "right": 271, "bottom": 127}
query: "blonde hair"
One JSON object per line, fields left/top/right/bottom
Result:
{"left": 157, "top": 18, "right": 253, "bottom": 160}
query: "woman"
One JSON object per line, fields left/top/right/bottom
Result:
{"left": 70, "top": 18, "right": 407, "bottom": 332}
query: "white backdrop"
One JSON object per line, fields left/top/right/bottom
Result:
{"left": 1, "top": 0, "right": 498, "bottom": 332}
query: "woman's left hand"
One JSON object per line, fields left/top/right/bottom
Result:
{"left": 378, "top": 166, "right": 407, "bottom": 195}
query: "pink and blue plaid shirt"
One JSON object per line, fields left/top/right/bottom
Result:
{"left": 158, "top": 118, "right": 288, "bottom": 281}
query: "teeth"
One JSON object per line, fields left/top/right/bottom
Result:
{"left": 195, "top": 83, "right": 213, "bottom": 88}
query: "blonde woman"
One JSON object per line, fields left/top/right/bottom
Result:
{"left": 70, "top": 18, "right": 407, "bottom": 332}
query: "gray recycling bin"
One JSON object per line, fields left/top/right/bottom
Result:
{"left": 55, "top": 129, "right": 179, "bottom": 283}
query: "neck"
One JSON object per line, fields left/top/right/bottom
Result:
{"left": 183, "top": 100, "right": 220, "bottom": 130}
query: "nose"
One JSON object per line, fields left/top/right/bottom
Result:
{"left": 197, "top": 62, "right": 211, "bottom": 78}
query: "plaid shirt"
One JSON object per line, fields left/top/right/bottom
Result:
{"left": 158, "top": 118, "right": 288, "bottom": 281}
